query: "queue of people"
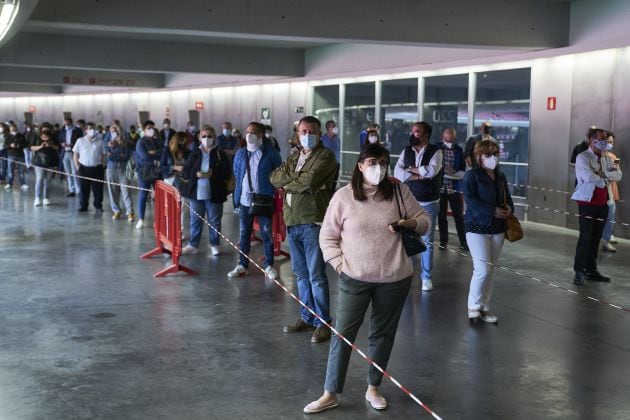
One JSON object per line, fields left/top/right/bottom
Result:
{"left": 1, "top": 112, "right": 624, "bottom": 415}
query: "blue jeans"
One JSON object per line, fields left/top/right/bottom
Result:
{"left": 62, "top": 152, "right": 80, "bottom": 193}
{"left": 602, "top": 202, "right": 616, "bottom": 241}
{"left": 419, "top": 200, "right": 439, "bottom": 281}
{"left": 189, "top": 199, "right": 223, "bottom": 247}
{"left": 137, "top": 176, "right": 157, "bottom": 220}
{"left": 6, "top": 157, "right": 26, "bottom": 186}
{"left": 238, "top": 205, "right": 274, "bottom": 269}
{"left": 287, "top": 224, "right": 331, "bottom": 326}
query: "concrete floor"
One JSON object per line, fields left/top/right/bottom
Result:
{"left": 1, "top": 176, "right": 630, "bottom": 420}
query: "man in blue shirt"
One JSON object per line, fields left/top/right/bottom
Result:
{"left": 320, "top": 120, "right": 341, "bottom": 191}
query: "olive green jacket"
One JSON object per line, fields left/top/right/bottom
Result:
{"left": 270, "top": 144, "right": 337, "bottom": 226}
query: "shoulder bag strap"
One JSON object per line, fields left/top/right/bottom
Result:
{"left": 245, "top": 152, "right": 254, "bottom": 193}
{"left": 394, "top": 183, "right": 406, "bottom": 219}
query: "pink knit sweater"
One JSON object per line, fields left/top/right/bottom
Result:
{"left": 319, "top": 183, "right": 430, "bottom": 283}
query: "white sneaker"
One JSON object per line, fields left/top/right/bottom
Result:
{"left": 20, "top": 184, "right": 29, "bottom": 191}
{"left": 210, "top": 246, "right": 220, "bottom": 256}
{"left": 3, "top": 184, "right": 11, "bottom": 190}
{"left": 421, "top": 279, "right": 433, "bottom": 291}
{"left": 609, "top": 235, "right": 618, "bottom": 244}
{"left": 33, "top": 198, "right": 42, "bottom": 207}
{"left": 43, "top": 198, "right": 50, "bottom": 206}
{"left": 480, "top": 311, "right": 498, "bottom": 323}
{"left": 264, "top": 266, "right": 278, "bottom": 280}
{"left": 468, "top": 309, "right": 481, "bottom": 319}
{"left": 135, "top": 220, "right": 144, "bottom": 229}
{"left": 227, "top": 264, "right": 248, "bottom": 277}
{"left": 181, "top": 244, "right": 199, "bottom": 254}
{"left": 602, "top": 241, "right": 617, "bottom": 252}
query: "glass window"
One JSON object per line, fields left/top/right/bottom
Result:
{"left": 342, "top": 82, "right": 375, "bottom": 177}
{"left": 423, "top": 74, "right": 469, "bottom": 147}
{"left": 474, "top": 68, "right": 531, "bottom": 197}
{"left": 380, "top": 78, "right": 418, "bottom": 157}
{"left": 313, "top": 85, "right": 339, "bottom": 126}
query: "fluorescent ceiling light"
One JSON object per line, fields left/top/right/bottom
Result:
{"left": 0, "top": 1, "right": 20, "bottom": 43}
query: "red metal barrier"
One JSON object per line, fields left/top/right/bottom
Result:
{"left": 251, "top": 189, "right": 290, "bottom": 259}
{"left": 141, "top": 180, "right": 197, "bottom": 277}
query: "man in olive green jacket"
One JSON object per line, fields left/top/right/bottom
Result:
{"left": 270, "top": 116, "right": 337, "bottom": 344}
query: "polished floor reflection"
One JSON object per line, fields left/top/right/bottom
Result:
{"left": 1, "top": 179, "right": 629, "bottom": 420}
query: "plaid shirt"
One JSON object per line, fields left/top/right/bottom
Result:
{"left": 441, "top": 147, "right": 455, "bottom": 193}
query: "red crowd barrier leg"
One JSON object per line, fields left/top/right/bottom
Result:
{"left": 256, "top": 189, "right": 290, "bottom": 262}
{"left": 140, "top": 181, "right": 197, "bottom": 277}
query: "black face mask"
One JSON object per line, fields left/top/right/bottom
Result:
{"left": 410, "top": 135, "right": 422, "bottom": 147}
{"left": 483, "top": 126, "right": 491, "bottom": 135}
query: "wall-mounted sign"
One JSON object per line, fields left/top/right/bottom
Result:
{"left": 62, "top": 75, "right": 137, "bottom": 87}
{"left": 195, "top": 101, "right": 204, "bottom": 110}
{"left": 547, "top": 97, "right": 557, "bottom": 111}
{"left": 28, "top": 106, "right": 36, "bottom": 113}
{"left": 261, "top": 107, "right": 271, "bottom": 125}
{"left": 165, "top": 106, "right": 171, "bottom": 118}
{"left": 294, "top": 106, "right": 304, "bottom": 114}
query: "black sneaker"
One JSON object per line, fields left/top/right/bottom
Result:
{"left": 66, "top": 192, "right": 76, "bottom": 197}
{"left": 283, "top": 318, "right": 316, "bottom": 333}
{"left": 573, "top": 270, "right": 586, "bottom": 285}
{"left": 460, "top": 244, "right": 469, "bottom": 251}
{"left": 438, "top": 242, "right": 448, "bottom": 250}
{"left": 311, "top": 326, "right": 332, "bottom": 343}
{"left": 585, "top": 270, "right": 611, "bottom": 282}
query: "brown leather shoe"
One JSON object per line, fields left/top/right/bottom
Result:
{"left": 311, "top": 326, "right": 332, "bottom": 343}
{"left": 283, "top": 318, "right": 316, "bottom": 333}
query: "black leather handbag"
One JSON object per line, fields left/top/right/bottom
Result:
{"left": 394, "top": 184, "right": 427, "bottom": 257}
{"left": 246, "top": 153, "right": 274, "bottom": 217}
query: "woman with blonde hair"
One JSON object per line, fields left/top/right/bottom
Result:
{"left": 463, "top": 139, "right": 514, "bottom": 323}
{"left": 179, "top": 125, "right": 231, "bottom": 256}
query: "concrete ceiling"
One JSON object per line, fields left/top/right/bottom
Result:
{"left": 0, "top": 0, "right": 573, "bottom": 95}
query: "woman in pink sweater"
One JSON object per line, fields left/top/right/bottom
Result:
{"left": 304, "top": 143, "right": 430, "bottom": 414}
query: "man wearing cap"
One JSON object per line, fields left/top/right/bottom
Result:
{"left": 464, "top": 121, "right": 496, "bottom": 168}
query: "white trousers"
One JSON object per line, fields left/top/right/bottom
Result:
{"left": 466, "top": 232, "right": 505, "bottom": 311}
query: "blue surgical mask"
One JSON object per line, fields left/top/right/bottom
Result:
{"left": 606, "top": 143, "right": 613, "bottom": 152}
{"left": 299, "top": 134, "right": 318, "bottom": 149}
{"left": 595, "top": 140, "right": 608, "bottom": 151}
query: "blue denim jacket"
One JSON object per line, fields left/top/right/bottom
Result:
{"left": 463, "top": 167, "right": 514, "bottom": 226}
{"left": 106, "top": 143, "right": 130, "bottom": 170}
{"left": 233, "top": 144, "right": 282, "bottom": 208}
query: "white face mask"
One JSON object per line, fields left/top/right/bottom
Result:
{"left": 26, "top": 127, "right": 31, "bottom": 132}
{"left": 368, "top": 135, "right": 378, "bottom": 144}
{"left": 482, "top": 155, "right": 498, "bottom": 170}
{"left": 0, "top": 127, "right": 4, "bottom": 133}
{"left": 332, "top": 127, "right": 339, "bottom": 135}
{"left": 110, "top": 132, "right": 118, "bottom": 141}
{"left": 363, "top": 164, "right": 387, "bottom": 186}
{"left": 299, "top": 134, "right": 318, "bottom": 150}
{"left": 265, "top": 132, "right": 271, "bottom": 138}
{"left": 163, "top": 124, "right": 170, "bottom": 129}
{"left": 87, "top": 128, "right": 96, "bottom": 138}
{"left": 443, "top": 141, "right": 453, "bottom": 149}
{"left": 145, "top": 128, "right": 155, "bottom": 138}
{"left": 222, "top": 128, "right": 231, "bottom": 136}
{"left": 200, "top": 136, "right": 210, "bottom": 148}
{"left": 246, "top": 133, "right": 261, "bottom": 152}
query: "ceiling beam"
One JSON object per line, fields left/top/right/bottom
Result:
{"left": 0, "top": 33, "right": 305, "bottom": 77}
{"left": 27, "top": 0, "right": 570, "bottom": 48}
{"left": 0, "top": 67, "right": 165, "bottom": 88}
{"left": 0, "top": 82, "right": 61, "bottom": 94}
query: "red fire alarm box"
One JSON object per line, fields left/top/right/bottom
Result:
{"left": 547, "top": 97, "right": 557, "bottom": 111}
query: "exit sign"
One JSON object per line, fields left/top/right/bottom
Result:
{"left": 547, "top": 97, "right": 557, "bottom": 111}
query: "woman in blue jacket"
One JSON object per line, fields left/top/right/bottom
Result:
{"left": 135, "top": 121, "right": 162, "bottom": 229}
{"left": 228, "top": 122, "right": 282, "bottom": 279}
{"left": 463, "top": 139, "right": 513, "bottom": 324}
{"left": 179, "top": 126, "right": 231, "bottom": 256}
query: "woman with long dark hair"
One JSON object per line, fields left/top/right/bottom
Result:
{"left": 304, "top": 143, "right": 430, "bottom": 414}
